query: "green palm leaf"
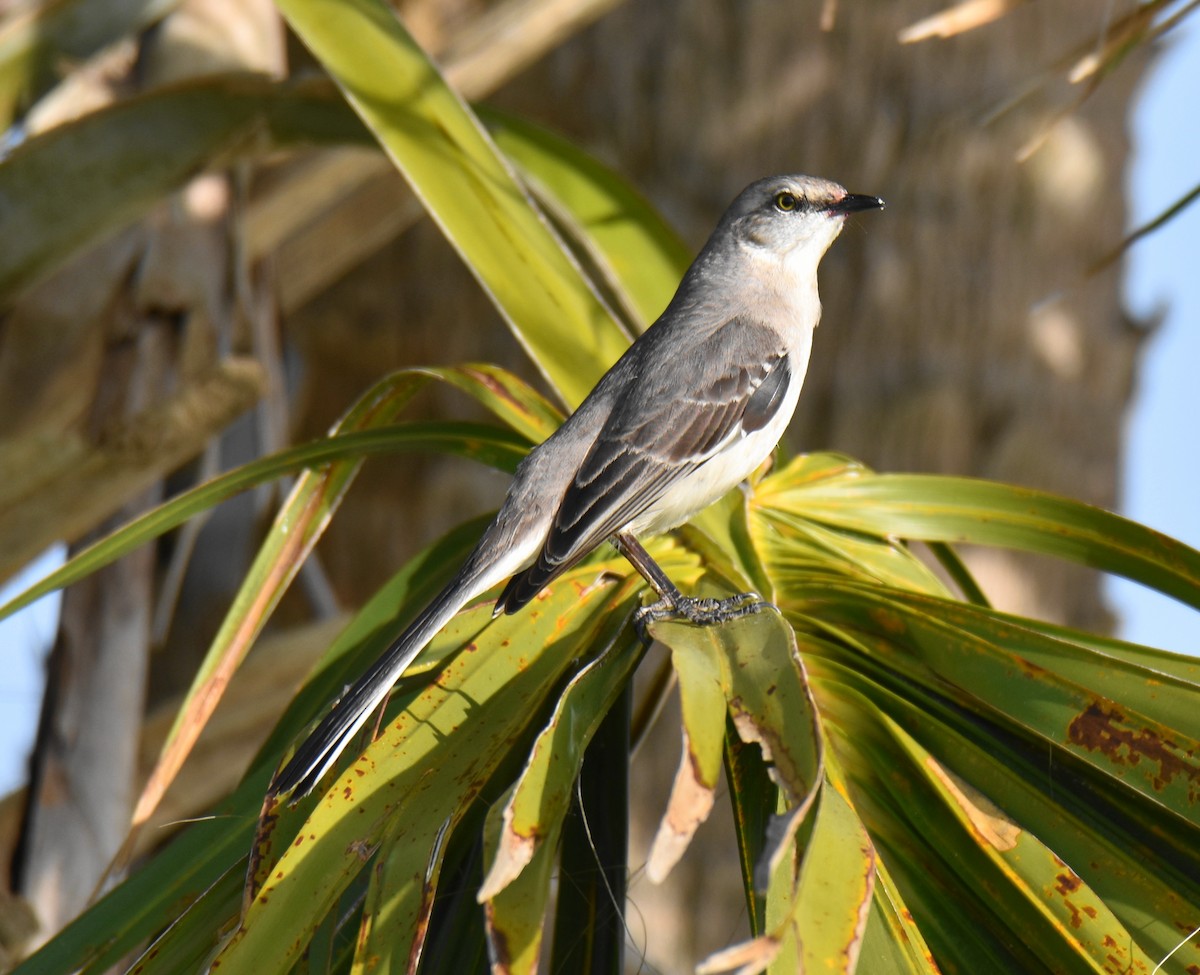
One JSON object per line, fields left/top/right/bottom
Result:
{"left": 9, "top": 2, "right": 1200, "bottom": 973}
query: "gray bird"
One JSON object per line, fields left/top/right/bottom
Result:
{"left": 273, "top": 175, "right": 883, "bottom": 799}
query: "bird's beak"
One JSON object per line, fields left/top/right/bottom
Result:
{"left": 828, "top": 194, "right": 885, "bottom": 215}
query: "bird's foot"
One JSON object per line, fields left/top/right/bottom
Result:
{"left": 634, "top": 591, "right": 773, "bottom": 638}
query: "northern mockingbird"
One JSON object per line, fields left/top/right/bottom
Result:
{"left": 274, "top": 174, "right": 883, "bottom": 799}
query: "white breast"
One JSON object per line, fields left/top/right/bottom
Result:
{"left": 625, "top": 333, "right": 812, "bottom": 538}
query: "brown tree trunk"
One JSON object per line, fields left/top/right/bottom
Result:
{"left": 12, "top": 492, "right": 158, "bottom": 945}
{"left": 3, "top": 0, "right": 280, "bottom": 948}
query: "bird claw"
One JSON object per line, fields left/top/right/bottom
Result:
{"left": 633, "top": 591, "right": 773, "bottom": 639}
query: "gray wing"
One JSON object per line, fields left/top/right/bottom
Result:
{"left": 495, "top": 318, "right": 791, "bottom": 614}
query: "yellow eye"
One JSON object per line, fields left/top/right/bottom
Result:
{"left": 774, "top": 191, "right": 798, "bottom": 212}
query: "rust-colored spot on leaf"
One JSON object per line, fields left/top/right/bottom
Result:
{"left": 869, "top": 606, "right": 906, "bottom": 636}
{"left": 1015, "top": 654, "right": 1047, "bottom": 678}
{"left": 407, "top": 860, "right": 440, "bottom": 973}
{"left": 1054, "top": 872, "right": 1098, "bottom": 930}
{"left": 460, "top": 366, "right": 526, "bottom": 413}
{"left": 486, "top": 911, "right": 513, "bottom": 969}
{"left": 1067, "top": 701, "right": 1199, "bottom": 797}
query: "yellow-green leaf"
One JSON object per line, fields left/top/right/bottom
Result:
{"left": 272, "top": 0, "right": 630, "bottom": 408}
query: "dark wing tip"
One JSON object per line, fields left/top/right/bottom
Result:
{"left": 741, "top": 355, "right": 790, "bottom": 433}
{"left": 493, "top": 556, "right": 560, "bottom": 616}
{"left": 493, "top": 572, "right": 526, "bottom": 616}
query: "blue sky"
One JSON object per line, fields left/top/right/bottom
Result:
{"left": 1, "top": 20, "right": 1198, "bottom": 795}
{"left": 0, "top": 547, "right": 60, "bottom": 794}
{"left": 1107, "top": 19, "right": 1200, "bottom": 653}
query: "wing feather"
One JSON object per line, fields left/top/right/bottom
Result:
{"left": 495, "top": 318, "right": 793, "bottom": 614}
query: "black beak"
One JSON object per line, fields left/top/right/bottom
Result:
{"left": 828, "top": 193, "right": 885, "bottom": 215}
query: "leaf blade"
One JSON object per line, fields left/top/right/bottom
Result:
{"left": 272, "top": 0, "right": 630, "bottom": 408}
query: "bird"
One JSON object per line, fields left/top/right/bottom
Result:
{"left": 272, "top": 174, "right": 884, "bottom": 799}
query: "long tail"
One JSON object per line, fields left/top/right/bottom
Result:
{"left": 272, "top": 569, "right": 487, "bottom": 800}
{"left": 272, "top": 484, "right": 550, "bottom": 800}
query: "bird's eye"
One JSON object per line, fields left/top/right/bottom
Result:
{"left": 774, "top": 191, "right": 798, "bottom": 212}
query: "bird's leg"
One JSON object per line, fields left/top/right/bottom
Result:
{"left": 613, "top": 534, "right": 771, "bottom": 635}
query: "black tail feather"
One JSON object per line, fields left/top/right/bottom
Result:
{"left": 272, "top": 577, "right": 477, "bottom": 800}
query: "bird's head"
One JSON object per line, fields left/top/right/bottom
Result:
{"left": 722, "top": 175, "right": 884, "bottom": 267}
